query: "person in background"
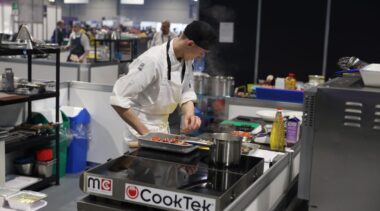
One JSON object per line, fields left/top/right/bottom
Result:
{"left": 110, "top": 20, "right": 217, "bottom": 146}
{"left": 51, "top": 20, "right": 66, "bottom": 46}
{"left": 64, "top": 23, "right": 90, "bottom": 63}
{"left": 149, "top": 20, "right": 177, "bottom": 48}
{"left": 87, "top": 27, "right": 97, "bottom": 47}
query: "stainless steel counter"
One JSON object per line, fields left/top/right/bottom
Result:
{"left": 225, "top": 97, "right": 303, "bottom": 120}
{"left": 0, "top": 57, "right": 120, "bottom": 85}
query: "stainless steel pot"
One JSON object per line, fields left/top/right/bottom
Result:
{"left": 225, "top": 76, "right": 235, "bottom": 97}
{"left": 209, "top": 133, "right": 242, "bottom": 167}
{"left": 210, "top": 76, "right": 227, "bottom": 96}
{"left": 193, "top": 74, "right": 209, "bottom": 95}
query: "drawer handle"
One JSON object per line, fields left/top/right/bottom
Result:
{"left": 345, "top": 109, "right": 362, "bottom": 114}
{"left": 344, "top": 115, "right": 361, "bottom": 121}
{"left": 344, "top": 122, "right": 361, "bottom": 128}
{"left": 345, "top": 102, "right": 363, "bottom": 107}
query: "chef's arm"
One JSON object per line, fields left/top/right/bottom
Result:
{"left": 112, "top": 105, "right": 150, "bottom": 135}
{"left": 181, "top": 101, "right": 195, "bottom": 116}
{"left": 79, "top": 35, "right": 91, "bottom": 62}
{"left": 79, "top": 50, "right": 89, "bottom": 61}
{"left": 181, "top": 101, "right": 201, "bottom": 131}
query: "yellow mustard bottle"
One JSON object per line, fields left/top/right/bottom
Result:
{"left": 270, "top": 108, "right": 286, "bottom": 152}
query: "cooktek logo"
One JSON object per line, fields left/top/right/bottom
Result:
{"left": 87, "top": 176, "right": 113, "bottom": 196}
{"left": 125, "top": 184, "right": 216, "bottom": 211}
{"left": 126, "top": 186, "right": 139, "bottom": 199}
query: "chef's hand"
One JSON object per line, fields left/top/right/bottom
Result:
{"left": 181, "top": 114, "right": 201, "bottom": 133}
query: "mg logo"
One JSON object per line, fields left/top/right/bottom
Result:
{"left": 87, "top": 176, "right": 113, "bottom": 196}
{"left": 101, "top": 178, "right": 112, "bottom": 191}
{"left": 126, "top": 186, "right": 139, "bottom": 199}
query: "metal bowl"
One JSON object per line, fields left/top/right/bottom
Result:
{"left": 14, "top": 163, "right": 34, "bottom": 176}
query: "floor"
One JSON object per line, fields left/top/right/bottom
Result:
{"left": 38, "top": 173, "right": 308, "bottom": 211}
{"left": 39, "top": 174, "right": 86, "bottom": 211}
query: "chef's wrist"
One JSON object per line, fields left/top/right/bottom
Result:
{"left": 139, "top": 127, "right": 150, "bottom": 135}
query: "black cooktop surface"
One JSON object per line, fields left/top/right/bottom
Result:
{"left": 90, "top": 148, "right": 263, "bottom": 197}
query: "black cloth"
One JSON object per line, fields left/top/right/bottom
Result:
{"left": 67, "top": 34, "right": 85, "bottom": 62}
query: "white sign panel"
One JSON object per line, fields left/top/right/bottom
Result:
{"left": 219, "top": 22, "right": 234, "bottom": 43}
{"left": 121, "top": 0, "right": 144, "bottom": 5}
{"left": 86, "top": 176, "right": 113, "bottom": 196}
{"left": 125, "top": 183, "right": 216, "bottom": 211}
{"left": 64, "top": 0, "right": 89, "bottom": 3}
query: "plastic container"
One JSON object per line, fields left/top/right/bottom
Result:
{"left": 60, "top": 106, "right": 91, "bottom": 173}
{"left": 256, "top": 87, "right": 304, "bottom": 103}
{"left": 14, "top": 156, "right": 35, "bottom": 176}
{"left": 6, "top": 191, "right": 47, "bottom": 211}
{"left": 36, "top": 159, "right": 55, "bottom": 178}
{"left": 360, "top": 64, "right": 380, "bottom": 87}
{"left": 35, "top": 148, "right": 53, "bottom": 162}
{"left": 0, "top": 188, "right": 18, "bottom": 207}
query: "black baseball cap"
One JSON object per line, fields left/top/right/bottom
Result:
{"left": 184, "top": 21, "right": 217, "bottom": 50}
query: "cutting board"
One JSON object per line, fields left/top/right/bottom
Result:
{"left": 220, "top": 120, "right": 260, "bottom": 128}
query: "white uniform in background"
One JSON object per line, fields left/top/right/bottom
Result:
{"left": 150, "top": 31, "right": 177, "bottom": 48}
{"left": 110, "top": 40, "right": 197, "bottom": 144}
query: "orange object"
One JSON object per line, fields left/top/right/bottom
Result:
{"left": 151, "top": 136, "right": 160, "bottom": 141}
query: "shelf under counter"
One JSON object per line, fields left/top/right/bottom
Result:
{"left": 0, "top": 91, "right": 58, "bottom": 106}
{"left": 21, "top": 175, "right": 57, "bottom": 191}
{"left": 5, "top": 134, "right": 56, "bottom": 153}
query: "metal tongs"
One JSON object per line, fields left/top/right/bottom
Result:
{"left": 182, "top": 136, "right": 213, "bottom": 146}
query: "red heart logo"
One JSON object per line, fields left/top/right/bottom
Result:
{"left": 127, "top": 186, "right": 139, "bottom": 199}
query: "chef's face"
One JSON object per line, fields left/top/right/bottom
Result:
{"left": 184, "top": 40, "right": 207, "bottom": 60}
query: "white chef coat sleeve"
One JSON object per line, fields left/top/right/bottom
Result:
{"left": 81, "top": 33, "right": 90, "bottom": 51}
{"left": 110, "top": 58, "right": 158, "bottom": 108}
{"left": 180, "top": 64, "right": 197, "bottom": 106}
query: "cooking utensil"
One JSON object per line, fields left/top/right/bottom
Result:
{"left": 209, "top": 133, "right": 242, "bottom": 167}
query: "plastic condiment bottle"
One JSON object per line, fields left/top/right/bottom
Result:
{"left": 285, "top": 73, "right": 297, "bottom": 90}
{"left": 270, "top": 108, "right": 286, "bottom": 152}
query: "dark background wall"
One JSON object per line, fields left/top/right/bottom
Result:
{"left": 258, "top": 0, "right": 326, "bottom": 82}
{"left": 199, "top": 0, "right": 380, "bottom": 86}
{"left": 326, "top": 0, "right": 380, "bottom": 78}
{"left": 199, "top": 0, "right": 258, "bottom": 87}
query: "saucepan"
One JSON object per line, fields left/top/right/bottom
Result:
{"left": 209, "top": 133, "right": 242, "bottom": 167}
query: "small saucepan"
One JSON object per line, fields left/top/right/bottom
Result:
{"left": 209, "top": 133, "right": 242, "bottom": 167}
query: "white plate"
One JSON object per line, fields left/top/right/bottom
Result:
{"left": 256, "top": 110, "right": 277, "bottom": 121}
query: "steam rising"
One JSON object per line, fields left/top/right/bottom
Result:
{"left": 202, "top": 5, "right": 236, "bottom": 77}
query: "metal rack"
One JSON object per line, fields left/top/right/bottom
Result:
{"left": 93, "top": 39, "right": 137, "bottom": 63}
{"left": 0, "top": 47, "right": 60, "bottom": 190}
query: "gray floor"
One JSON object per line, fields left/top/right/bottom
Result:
{"left": 40, "top": 174, "right": 86, "bottom": 211}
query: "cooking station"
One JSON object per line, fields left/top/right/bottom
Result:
{"left": 78, "top": 148, "right": 264, "bottom": 211}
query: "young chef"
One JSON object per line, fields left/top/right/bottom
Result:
{"left": 110, "top": 20, "right": 217, "bottom": 145}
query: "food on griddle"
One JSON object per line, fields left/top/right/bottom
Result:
{"left": 150, "top": 135, "right": 186, "bottom": 145}
{"left": 230, "top": 131, "right": 252, "bottom": 137}
{"left": 151, "top": 136, "right": 161, "bottom": 141}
